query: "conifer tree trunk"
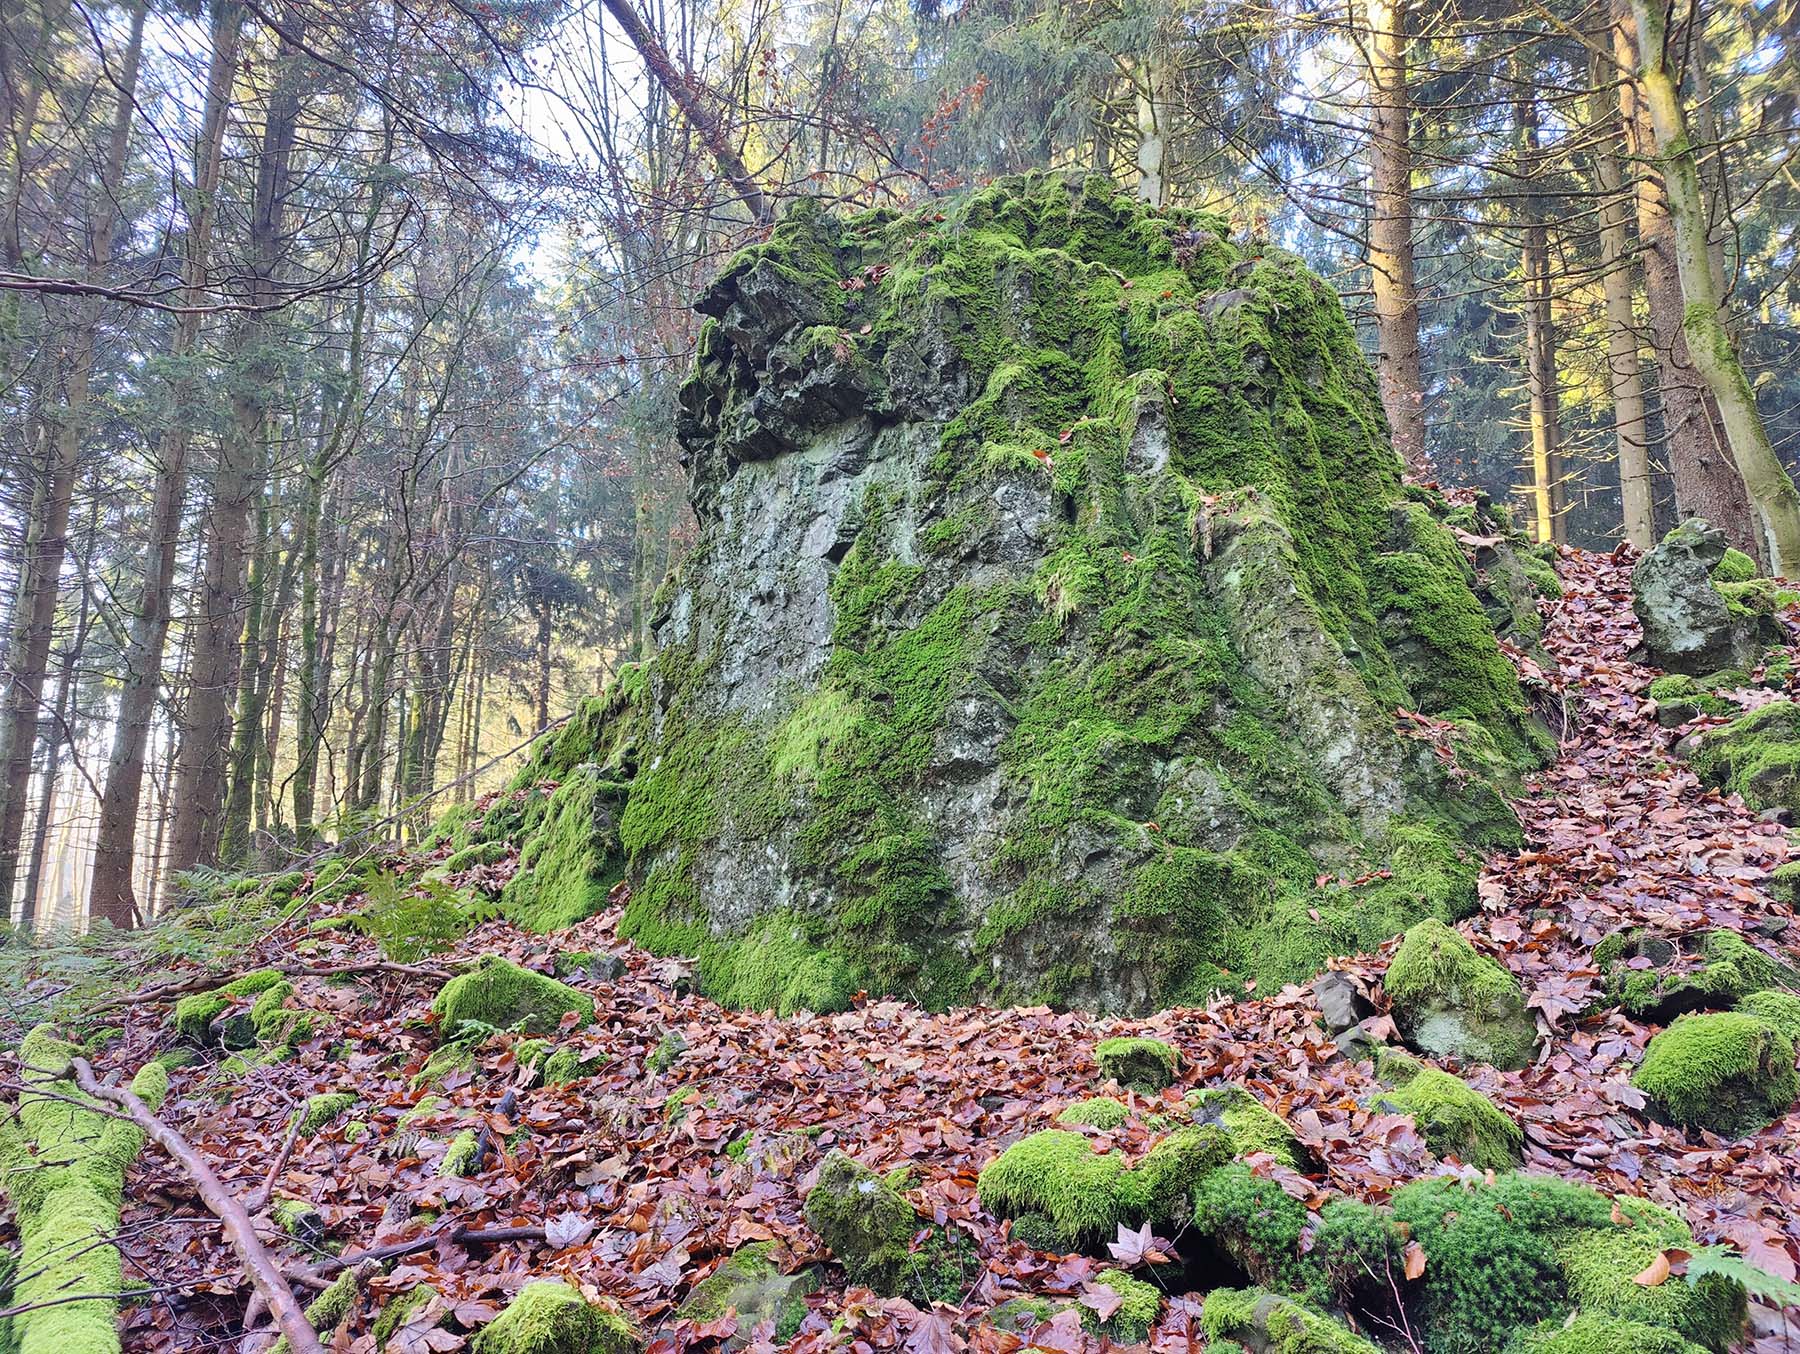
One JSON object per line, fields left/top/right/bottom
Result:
{"left": 1589, "top": 50, "right": 1654, "bottom": 548}
{"left": 1611, "top": 1, "right": 1755, "bottom": 552}
{"left": 89, "top": 0, "right": 241, "bottom": 928}
{"left": 1630, "top": 0, "right": 1800, "bottom": 573}
{"left": 1363, "top": 0, "right": 1428, "bottom": 474}
{"left": 1517, "top": 86, "right": 1565, "bottom": 545}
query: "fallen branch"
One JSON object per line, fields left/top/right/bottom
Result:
{"left": 305, "top": 1223, "right": 547, "bottom": 1277}
{"left": 69, "top": 1057, "right": 326, "bottom": 1354}
{"left": 248, "top": 1116, "right": 305, "bottom": 1214}
{"left": 94, "top": 958, "right": 457, "bottom": 1012}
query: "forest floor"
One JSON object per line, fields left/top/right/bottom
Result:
{"left": 6, "top": 545, "right": 1800, "bottom": 1354}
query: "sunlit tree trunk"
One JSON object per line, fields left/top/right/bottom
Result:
{"left": 1363, "top": 0, "right": 1427, "bottom": 474}
{"left": 1516, "top": 85, "right": 1565, "bottom": 545}
{"left": 1631, "top": 0, "right": 1800, "bottom": 573}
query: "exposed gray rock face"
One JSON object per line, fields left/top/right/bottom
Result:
{"left": 1632, "top": 520, "right": 1760, "bottom": 675}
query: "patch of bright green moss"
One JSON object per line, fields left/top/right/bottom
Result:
{"left": 295, "top": 1091, "right": 358, "bottom": 1134}
{"left": 500, "top": 772, "right": 628, "bottom": 931}
{"left": 1376, "top": 1066, "right": 1523, "bottom": 1170}
{"left": 469, "top": 1280, "right": 639, "bottom": 1354}
{"left": 1094, "top": 1036, "right": 1179, "bottom": 1091}
{"left": 1737, "top": 989, "right": 1800, "bottom": 1040}
{"left": 1080, "top": 1269, "right": 1161, "bottom": 1342}
{"left": 438, "top": 1129, "right": 481, "bottom": 1178}
{"left": 431, "top": 957, "right": 593, "bottom": 1040}
{"left": 1632, "top": 1010, "right": 1798, "bottom": 1136}
{"left": 1200, "top": 1287, "right": 1380, "bottom": 1353}
{"left": 803, "top": 1151, "right": 977, "bottom": 1304}
{"left": 1056, "top": 1096, "right": 1131, "bottom": 1129}
{"left": 1685, "top": 701, "right": 1800, "bottom": 814}
{"left": 1509, "top": 1313, "right": 1708, "bottom": 1354}
{"left": 1185, "top": 1085, "right": 1306, "bottom": 1167}
{"left": 676, "top": 1241, "right": 818, "bottom": 1341}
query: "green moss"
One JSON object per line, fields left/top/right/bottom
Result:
{"left": 1713, "top": 548, "right": 1758, "bottom": 584}
{"left": 272, "top": 1198, "right": 324, "bottom": 1241}
{"left": 1185, "top": 1085, "right": 1306, "bottom": 1167}
{"left": 803, "top": 1151, "right": 978, "bottom": 1304}
{"left": 1384, "top": 918, "right": 1537, "bottom": 1069}
{"left": 1191, "top": 1163, "right": 1324, "bottom": 1299}
{"left": 1600, "top": 928, "right": 1783, "bottom": 1020}
{"left": 1079, "top": 1269, "right": 1161, "bottom": 1342}
{"left": 1551, "top": 1197, "right": 1745, "bottom": 1351}
{"left": 501, "top": 772, "right": 627, "bottom": 931}
{"left": 413, "top": 1039, "right": 477, "bottom": 1089}
{"left": 270, "top": 1270, "right": 358, "bottom": 1353}
{"left": 295, "top": 1091, "right": 358, "bottom": 1134}
{"left": 676, "top": 1242, "right": 818, "bottom": 1340}
{"left": 1736, "top": 989, "right": 1800, "bottom": 1040}
{"left": 647, "top": 1031, "right": 687, "bottom": 1074}
{"left": 541, "top": 1047, "right": 589, "bottom": 1086}
{"left": 446, "top": 840, "right": 509, "bottom": 872}
{"left": 1056, "top": 1096, "right": 1131, "bottom": 1129}
{"left": 431, "top": 957, "right": 593, "bottom": 1040}
{"left": 439, "top": 1130, "right": 482, "bottom": 1178}
{"left": 1685, "top": 701, "right": 1800, "bottom": 814}
{"left": 1631, "top": 1010, "right": 1798, "bottom": 1136}
{"left": 697, "top": 912, "right": 858, "bottom": 1014}
{"left": 0, "top": 1026, "right": 168, "bottom": 1354}
{"left": 373, "top": 1286, "right": 440, "bottom": 1348}
{"left": 172, "top": 967, "right": 289, "bottom": 1044}
{"left": 1648, "top": 673, "right": 1742, "bottom": 725}
{"left": 1200, "top": 1288, "right": 1381, "bottom": 1353}
{"left": 1375, "top": 1066, "right": 1523, "bottom": 1170}
{"left": 470, "top": 1281, "right": 639, "bottom": 1354}
{"left": 1509, "top": 1314, "right": 1708, "bottom": 1354}
{"left": 1094, "top": 1036, "right": 1179, "bottom": 1092}
{"left": 1768, "top": 861, "right": 1800, "bottom": 906}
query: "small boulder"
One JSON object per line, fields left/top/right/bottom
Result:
{"left": 1201, "top": 1287, "right": 1381, "bottom": 1354}
{"left": 1632, "top": 1010, "right": 1798, "bottom": 1136}
{"left": 1632, "top": 520, "right": 1760, "bottom": 675}
{"left": 677, "top": 1242, "right": 819, "bottom": 1348}
{"left": 1368, "top": 1063, "right": 1522, "bottom": 1171}
{"left": 803, "top": 1151, "right": 976, "bottom": 1304}
{"left": 1184, "top": 1085, "right": 1311, "bottom": 1169}
{"left": 1682, "top": 701, "right": 1800, "bottom": 815}
{"left": 1313, "top": 970, "right": 1374, "bottom": 1034}
{"left": 1383, "top": 919, "right": 1537, "bottom": 1069}
{"left": 1093, "top": 1036, "right": 1179, "bottom": 1092}
{"left": 431, "top": 957, "right": 594, "bottom": 1040}
{"left": 471, "top": 1281, "right": 639, "bottom": 1354}
{"left": 1594, "top": 927, "right": 1784, "bottom": 1022}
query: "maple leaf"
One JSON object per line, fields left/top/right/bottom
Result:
{"left": 545, "top": 1210, "right": 595, "bottom": 1249}
{"left": 1106, "top": 1221, "right": 1172, "bottom": 1268}
{"left": 904, "top": 1304, "right": 966, "bottom": 1354}
{"left": 1078, "top": 1282, "right": 1124, "bottom": 1322}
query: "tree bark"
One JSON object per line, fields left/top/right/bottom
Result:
{"left": 88, "top": 0, "right": 242, "bottom": 929}
{"left": 1631, "top": 0, "right": 1800, "bottom": 573}
{"left": 1516, "top": 85, "right": 1565, "bottom": 545}
{"left": 1363, "top": 0, "right": 1428, "bottom": 474}
{"left": 0, "top": 0, "right": 148, "bottom": 918}
{"left": 1611, "top": 0, "right": 1755, "bottom": 553}
{"left": 1588, "top": 49, "right": 1655, "bottom": 548}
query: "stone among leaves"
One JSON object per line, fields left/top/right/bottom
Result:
{"left": 1094, "top": 1035, "right": 1179, "bottom": 1092}
{"left": 1631, "top": 520, "right": 1761, "bottom": 675}
{"left": 1369, "top": 1062, "right": 1522, "bottom": 1171}
{"left": 431, "top": 956, "right": 594, "bottom": 1040}
{"left": 677, "top": 1242, "right": 819, "bottom": 1348}
{"left": 1594, "top": 927, "right": 1785, "bottom": 1022}
{"left": 470, "top": 1281, "right": 640, "bottom": 1354}
{"left": 1201, "top": 1288, "right": 1380, "bottom": 1353}
{"left": 802, "top": 1151, "right": 976, "bottom": 1304}
{"left": 1631, "top": 1010, "right": 1798, "bottom": 1137}
{"left": 1383, "top": 918, "right": 1538, "bottom": 1069}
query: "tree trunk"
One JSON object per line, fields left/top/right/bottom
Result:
{"left": 1364, "top": 0, "right": 1427, "bottom": 474}
{"left": 168, "top": 7, "right": 307, "bottom": 873}
{"left": 1631, "top": 0, "right": 1800, "bottom": 573}
{"left": 1516, "top": 85, "right": 1566, "bottom": 545}
{"left": 1588, "top": 50, "right": 1655, "bottom": 548}
{"left": 0, "top": 0, "right": 148, "bottom": 918}
{"left": 1611, "top": 0, "right": 1755, "bottom": 553}
{"left": 1132, "top": 51, "right": 1165, "bottom": 208}
{"left": 89, "top": 0, "right": 241, "bottom": 929}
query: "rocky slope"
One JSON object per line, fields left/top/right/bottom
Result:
{"left": 446, "top": 172, "right": 1555, "bottom": 1014}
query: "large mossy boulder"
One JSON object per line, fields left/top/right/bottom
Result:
{"left": 1680, "top": 700, "right": 1800, "bottom": 815}
{"left": 1632, "top": 520, "right": 1762, "bottom": 675}
{"left": 1383, "top": 919, "right": 1538, "bottom": 1069}
{"left": 470, "top": 1282, "right": 639, "bottom": 1354}
{"left": 452, "top": 172, "right": 1551, "bottom": 1013}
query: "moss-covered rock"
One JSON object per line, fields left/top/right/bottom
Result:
{"left": 677, "top": 1242, "right": 820, "bottom": 1346}
{"left": 1769, "top": 860, "right": 1800, "bottom": 906}
{"left": 1200, "top": 1288, "right": 1380, "bottom": 1354}
{"left": 1508, "top": 1313, "right": 1709, "bottom": 1354}
{"left": 1682, "top": 700, "right": 1800, "bottom": 814}
{"left": 272, "top": 1198, "right": 327, "bottom": 1248}
{"left": 439, "top": 172, "right": 1545, "bottom": 1015}
{"left": 438, "top": 1129, "right": 482, "bottom": 1177}
{"left": 1184, "top": 1084, "right": 1308, "bottom": 1168}
{"left": 1094, "top": 1035, "right": 1179, "bottom": 1091}
{"left": 172, "top": 968, "right": 299, "bottom": 1047}
{"left": 1372, "top": 1063, "right": 1523, "bottom": 1170}
{"left": 802, "top": 1151, "right": 977, "bottom": 1304}
{"left": 373, "top": 1285, "right": 442, "bottom": 1348}
{"left": 1056, "top": 1096, "right": 1131, "bottom": 1129}
{"left": 1646, "top": 672, "right": 1745, "bottom": 727}
{"left": 1631, "top": 1010, "right": 1798, "bottom": 1136}
{"left": 470, "top": 1281, "right": 640, "bottom": 1354}
{"left": 1737, "top": 988, "right": 1800, "bottom": 1040}
{"left": 271, "top": 1268, "right": 359, "bottom": 1354}
{"left": 1079, "top": 1269, "right": 1162, "bottom": 1342}
{"left": 1384, "top": 918, "right": 1537, "bottom": 1069}
{"left": 978, "top": 1125, "right": 1231, "bottom": 1252}
{"left": 295, "top": 1091, "right": 358, "bottom": 1134}
{"left": 431, "top": 957, "right": 594, "bottom": 1040}
{"left": 1594, "top": 927, "right": 1785, "bottom": 1023}
{"left": 1632, "top": 521, "right": 1762, "bottom": 675}
{"left": 0, "top": 1026, "right": 168, "bottom": 1354}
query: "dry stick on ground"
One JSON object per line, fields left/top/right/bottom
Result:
{"left": 91, "top": 958, "right": 457, "bottom": 1011}
{"left": 248, "top": 1115, "right": 305, "bottom": 1214}
{"left": 68, "top": 1057, "right": 327, "bottom": 1354}
{"left": 301, "top": 1224, "right": 548, "bottom": 1279}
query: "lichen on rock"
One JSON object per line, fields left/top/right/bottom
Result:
{"left": 1384, "top": 918, "right": 1538, "bottom": 1069}
{"left": 444, "top": 171, "right": 1547, "bottom": 1014}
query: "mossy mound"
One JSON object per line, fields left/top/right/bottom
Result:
{"left": 1509, "top": 1314, "right": 1709, "bottom": 1354}
{"left": 1080, "top": 1269, "right": 1162, "bottom": 1342}
{"left": 1094, "top": 1035, "right": 1179, "bottom": 1091}
{"left": 1200, "top": 1288, "right": 1380, "bottom": 1353}
{"left": 1737, "top": 988, "right": 1800, "bottom": 1039}
{"left": 435, "top": 171, "right": 1546, "bottom": 1014}
{"left": 1372, "top": 1064, "right": 1522, "bottom": 1169}
{"left": 470, "top": 1281, "right": 640, "bottom": 1354}
{"left": 976, "top": 1124, "right": 1230, "bottom": 1251}
{"left": 1646, "top": 672, "right": 1746, "bottom": 727}
{"left": 431, "top": 957, "right": 594, "bottom": 1040}
{"left": 0, "top": 1026, "right": 168, "bottom": 1354}
{"left": 1056, "top": 1096, "right": 1131, "bottom": 1129}
{"left": 1384, "top": 919, "right": 1538, "bottom": 1069}
{"left": 295, "top": 1091, "right": 358, "bottom": 1134}
{"left": 802, "top": 1151, "right": 977, "bottom": 1304}
{"left": 1593, "top": 927, "right": 1786, "bottom": 1022}
{"left": 1681, "top": 700, "right": 1800, "bottom": 814}
{"left": 172, "top": 968, "right": 314, "bottom": 1049}
{"left": 677, "top": 1242, "right": 819, "bottom": 1345}
{"left": 1391, "top": 1174, "right": 1745, "bottom": 1354}
{"left": 1631, "top": 1010, "right": 1798, "bottom": 1136}
{"left": 1184, "top": 1085, "right": 1309, "bottom": 1168}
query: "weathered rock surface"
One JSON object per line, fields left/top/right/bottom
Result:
{"left": 453, "top": 173, "right": 1553, "bottom": 1012}
{"left": 1631, "top": 520, "right": 1760, "bottom": 674}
